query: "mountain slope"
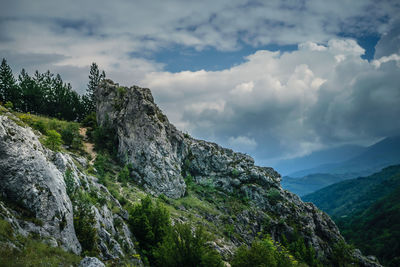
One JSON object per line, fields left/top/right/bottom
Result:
{"left": 290, "top": 136, "right": 400, "bottom": 178}
{"left": 337, "top": 185, "right": 400, "bottom": 267}
{"left": 281, "top": 173, "right": 346, "bottom": 197}
{"left": 303, "top": 166, "right": 400, "bottom": 266}
{"left": 302, "top": 165, "right": 400, "bottom": 218}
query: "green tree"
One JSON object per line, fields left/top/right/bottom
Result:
{"left": 154, "top": 223, "right": 223, "bottom": 267}
{"left": 128, "top": 196, "right": 171, "bottom": 264}
{"left": 231, "top": 236, "right": 298, "bottom": 267}
{"left": 86, "top": 62, "right": 105, "bottom": 113}
{"left": 44, "top": 130, "right": 63, "bottom": 151}
{"left": 73, "top": 191, "right": 98, "bottom": 255}
{"left": 0, "top": 58, "right": 20, "bottom": 108}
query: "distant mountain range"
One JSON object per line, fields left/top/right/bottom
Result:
{"left": 279, "top": 136, "right": 400, "bottom": 196}
{"left": 302, "top": 165, "right": 400, "bottom": 266}
{"left": 289, "top": 135, "right": 400, "bottom": 178}
{"left": 274, "top": 144, "right": 366, "bottom": 176}
{"left": 281, "top": 173, "right": 346, "bottom": 197}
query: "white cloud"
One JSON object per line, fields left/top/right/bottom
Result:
{"left": 372, "top": 53, "right": 400, "bottom": 68}
{"left": 141, "top": 38, "right": 400, "bottom": 165}
{"left": 228, "top": 136, "right": 257, "bottom": 152}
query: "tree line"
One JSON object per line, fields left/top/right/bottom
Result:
{"left": 0, "top": 58, "right": 105, "bottom": 121}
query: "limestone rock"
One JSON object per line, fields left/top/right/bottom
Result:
{"left": 95, "top": 80, "right": 187, "bottom": 198}
{"left": 79, "top": 257, "right": 105, "bottom": 267}
{"left": 0, "top": 114, "right": 81, "bottom": 254}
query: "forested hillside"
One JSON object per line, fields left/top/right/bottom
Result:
{"left": 303, "top": 166, "right": 400, "bottom": 266}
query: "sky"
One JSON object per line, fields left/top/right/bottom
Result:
{"left": 1, "top": 0, "right": 400, "bottom": 167}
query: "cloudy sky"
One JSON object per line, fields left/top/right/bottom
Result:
{"left": 1, "top": 0, "right": 400, "bottom": 167}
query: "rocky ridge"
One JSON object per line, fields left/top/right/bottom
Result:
{"left": 95, "top": 80, "right": 380, "bottom": 266}
{"left": 0, "top": 79, "right": 381, "bottom": 266}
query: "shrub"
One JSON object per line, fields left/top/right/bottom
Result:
{"left": 231, "top": 236, "right": 299, "bottom": 267}
{"left": 93, "top": 118, "right": 118, "bottom": 157}
{"left": 44, "top": 129, "right": 63, "bottom": 151}
{"left": 128, "top": 196, "right": 171, "bottom": 264}
{"left": 267, "top": 188, "right": 282, "bottom": 204}
{"left": 154, "top": 223, "right": 223, "bottom": 267}
{"left": 64, "top": 168, "right": 76, "bottom": 198}
{"left": 117, "top": 164, "right": 131, "bottom": 184}
{"left": 60, "top": 123, "right": 82, "bottom": 149}
{"left": 73, "top": 191, "right": 99, "bottom": 255}
{"left": 4, "top": 101, "right": 13, "bottom": 109}
{"left": 331, "top": 240, "right": 356, "bottom": 267}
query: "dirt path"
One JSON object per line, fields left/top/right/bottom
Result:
{"left": 79, "top": 127, "right": 96, "bottom": 165}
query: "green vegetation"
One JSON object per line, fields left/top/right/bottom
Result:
{"left": 330, "top": 240, "right": 357, "bottom": 267}
{"left": 0, "top": 58, "right": 105, "bottom": 122}
{"left": 231, "top": 236, "right": 300, "bottom": 267}
{"left": 128, "top": 196, "right": 171, "bottom": 264}
{"left": 72, "top": 191, "right": 99, "bottom": 255}
{"left": 0, "top": 218, "right": 81, "bottom": 266}
{"left": 17, "top": 112, "right": 83, "bottom": 151}
{"left": 92, "top": 117, "right": 119, "bottom": 157}
{"left": 154, "top": 223, "right": 223, "bottom": 267}
{"left": 281, "top": 232, "right": 321, "bottom": 267}
{"left": 304, "top": 165, "right": 400, "bottom": 266}
{"left": 128, "top": 196, "right": 223, "bottom": 267}
{"left": 44, "top": 129, "right": 63, "bottom": 151}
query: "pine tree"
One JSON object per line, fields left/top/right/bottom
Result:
{"left": 86, "top": 62, "right": 105, "bottom": 113}
{"left": 0, "top": 58, "right": 19, "bottom": 107}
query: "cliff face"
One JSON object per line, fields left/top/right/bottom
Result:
{"left": 95, "top": 80, "right": 377, "bottom": 264}
{"left": 0, "top": 111, "right": 141, "bottom": 263}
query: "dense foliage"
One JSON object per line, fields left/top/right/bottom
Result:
{"left": 0, "top": 58, "right": 105, "bottom": 122}
{"left": 231, "top": 236, "right": 300, "bottom": 267}
{"left": 154, "top": 223, "right": 223, "bottom": 267}
{"left": 128, "top": 196, "right": 223, "bottom": 266}
{"left": 304, "top": 165, "right": 400, "bottom": 266}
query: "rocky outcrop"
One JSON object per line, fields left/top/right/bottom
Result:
{"left": 0, "top": 114, "right": 81, "bottom": 254}
{"left": 79, "top": 257, "right": 105, "bottom": 267}
{"left": 96, "top": 81, "right": 187, "bottom": 198}
{"left": 95, "top": 80, "right": 380, "bottom": 265}
{"left": 0, "top": 112, "right": 142, "bottom": 264}
{"left": 54, "top": 152, "right": 140, "bottom": 262}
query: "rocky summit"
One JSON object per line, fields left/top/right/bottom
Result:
{"left": 0, "top": 80, "right": 381, "bottom": 266}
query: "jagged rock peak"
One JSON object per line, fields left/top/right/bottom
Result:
{"left": 96, "top": 79, "right": 187, "bottom": 198}
{"left": 95, "top": 79, "right": 281, "bottom": 199}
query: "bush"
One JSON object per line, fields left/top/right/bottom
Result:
{"left": 231, "top": 236, "right": 299, "bottom": 267}
{"left": 4, "top": 101, "right": 13, "bottom": 110}
{"left": 331, "top": 240, "right": 356, "bottom": 267}
{"left": 73, "top": 191, "right": 99, "bottom": 255}
{"left": 128, "top": 196, "right": 171, "bottom": 264}
{"left": 64, "top": 168, "right": 76, "bottom": 198}
{"left": 267, "top": 188, "right": 282, "bottom": 204}
{"left": 154, "top": 223, "right": 223, "bottom": 267}
{"left": 117, "top": 164, "right": 131, "bottom": 184}
{"left": 93, "top": 118, "right": 118, "bottom": 157}
{"left": 93, "top": 153, "right": 112, "bottom": 179}
{"left": 60, "top": 123, "right": 82, "bottom": 150}
{"left": 44, "top": 129, "right": 63, "bottom": 151}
